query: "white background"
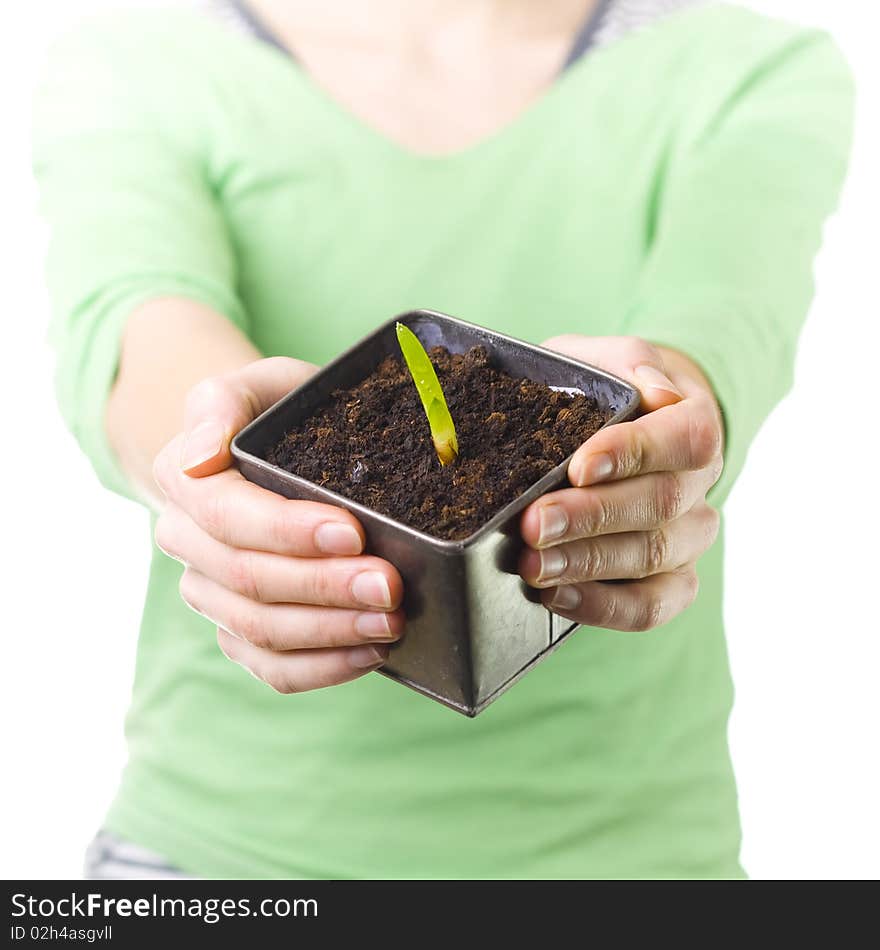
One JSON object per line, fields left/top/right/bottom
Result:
{"left": 1, "top": 1, "right": 877, "bottom": 880}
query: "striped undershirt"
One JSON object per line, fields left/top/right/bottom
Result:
{"left": 192, "top": 0, "right": 704, "bottom": 68}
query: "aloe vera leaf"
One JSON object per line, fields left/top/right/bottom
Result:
{"left": 396, "top": 322, "right": 459, "bottom": 465}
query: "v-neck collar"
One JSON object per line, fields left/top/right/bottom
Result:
{"left": 229, "top": 0, "right": 615, "bottom": 74}
{"left": 221, "top": 0, "right": 616, "bottom": 165}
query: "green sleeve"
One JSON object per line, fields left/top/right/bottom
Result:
{"left": 624, "top": 27, "right": 854, "bottom": 506}
{"left": 32, "top": 19, "right": 249, "bottom": 501}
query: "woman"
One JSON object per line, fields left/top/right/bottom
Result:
{"left": 33, "top": 0, "right": 852, "bottom": 878}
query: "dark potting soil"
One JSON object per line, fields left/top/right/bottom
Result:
{"left": 269, "top": 346, "right": 608, "bottom": 541}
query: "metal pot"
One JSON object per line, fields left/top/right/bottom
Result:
{"left": 232, "top": 310, "right": 639, "bottom": 716}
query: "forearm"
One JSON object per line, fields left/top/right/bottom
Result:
{"left": 105, "top": 297, "right": 261, "bottom": 506}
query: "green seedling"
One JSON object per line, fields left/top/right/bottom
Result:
{"left": 396, "top": 322, "right": 459, "bottom": 466}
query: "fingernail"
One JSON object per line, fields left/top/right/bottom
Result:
{"left": 634, "top": 365, "right": 682, "bottom": 397}
{"left": 351, "top": 571, "right": 393, "bottom": 609}
{"left": 550, "top": 585, "right": 582, "bottom": 612}
{"left": 538, "top": 504, "right": 569, "bottom": 546}
{"left": 578, "top": 452, "right": 614, "bottom": 485}
{"left": 181, "top": 420, "right": 225, "bottom": 470}
{"left": 539, "top": 548, "right": 567, "bottom": 583}
{"left": 349, "top": 644, "right": 389, "bottom": 669}
{"left": 355, "top": 612, "right": 395, "bottom": 640}
{"left": 315, "top": 522, "right": 363, "bottom": 555}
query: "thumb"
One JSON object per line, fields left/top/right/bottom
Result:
{"left": 630, "top": 363, "right": 684, "bottom": 413}
{"left": 541, "top": 334, "right": 683, "bottom": 413}
{"left": 180, "top": 356, "right": 318, "bottom": 477}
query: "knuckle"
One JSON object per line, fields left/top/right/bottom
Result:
{"left": 586, "top": 588, "right": 619, "bottom": 629}
{"left": 689, "top": 411, "right": 722, "bottom": 470}
{"left": 267, "top": 507, "right": 297, "bottom": 551}
{"left": 702, "top": 505, "right": 721, "bottom": 551}
{"left": 235, "top": 608, "right": 272, "bottom": 650}
{"left": 199, "top": 491, "right": 230, "bottom": 544}
{"left": 313, "top": 565, "right": 344, "bottom": 605}
{"left": 185, "top": 375, "right": 227, "bottom": 413}
{"left": 574, "top": 541, "right": 605, "bottom": 580}
{"left": 154, "top": 513, "right": 179, "bottom": 560}
{"left": 634, "top": 593, "right": 666, "bottom": 632}
{"left": 297, "top": 614, "right": 326, "bottom": 649}
{"left": 178, "top": 568, "right": 199, "bottom": 611}
{"left": 643, "top": 528, "right": 669, "bottom": 576}
{"left": 605, "top": 429, "right": 643, "bottom": 481}
{"left": 628, "top": 427, "right": 648, "bottom": 475}
{"left": 263, "top": 669, "right": 298, "bottom": 695}
{"left": 655, "top": 473, "right": 685, "bottom": 523}
{"left": 258, "top": 671, "right": 295, "bottom": 696}
{"left": 709, "top": 451, "right": 725, "bottom": 487}
{"left": 216, "top": 627, "right": 234, "bottom": 659}
{"left": 622, "top": 335, "right": 659, "bottom": 365}
{"left": 152, "top": 446, "right": 175, "bottom": 496}
{"left": 227, "top": 550, "right": 264, "bottom": 602}
{"left": 580, "top": 491, "right": 613, "bottom": 537}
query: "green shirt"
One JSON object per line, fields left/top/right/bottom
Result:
{"left": 33, "top": 3, "right": 852, "bottom": 878}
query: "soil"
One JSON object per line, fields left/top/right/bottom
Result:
{"left": 269, "top": 345, "right": 608, "bottom": 541}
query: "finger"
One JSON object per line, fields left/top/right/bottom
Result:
{"left": 567, "top": 385, "right": 723, "bottom": 487}
{"left": 540, "top": 335, "right": 683, "bottom": 412}
{"left": 178, "top": 569, "right": 405, "bottom": 650}
{"left": 154, "top": 441, "right": 366, "bottom": 556}
{"left": 520, "top": 504, "right": 719, "bottom": 587}
{"left": 521, "top": 469, "right": 716, "bottom": 549}
{"left": 217, "top": 628, "right": 390, "bottom": 694}
{"left": 542, "top": 567, "right": 700, "bottom": 632}
{"left": 157, "top": 505, "right": 403, "bottom": 608}
{"left": 181, "top": 356, "right": 318, "bottom": 476}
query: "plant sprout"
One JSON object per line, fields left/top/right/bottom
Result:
{"left": 396, "top": 322, "right": 459, "bottom": 466}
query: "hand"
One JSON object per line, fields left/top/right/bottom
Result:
{"left": 519, "top": 336, "right": 724, "bottom": 631}
{"left": 152, "top": 357, "right": 405, "bottom": 693}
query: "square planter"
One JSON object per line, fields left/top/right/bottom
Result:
{"left": 231, "top": 310, "right": 639, "bottom": 716}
